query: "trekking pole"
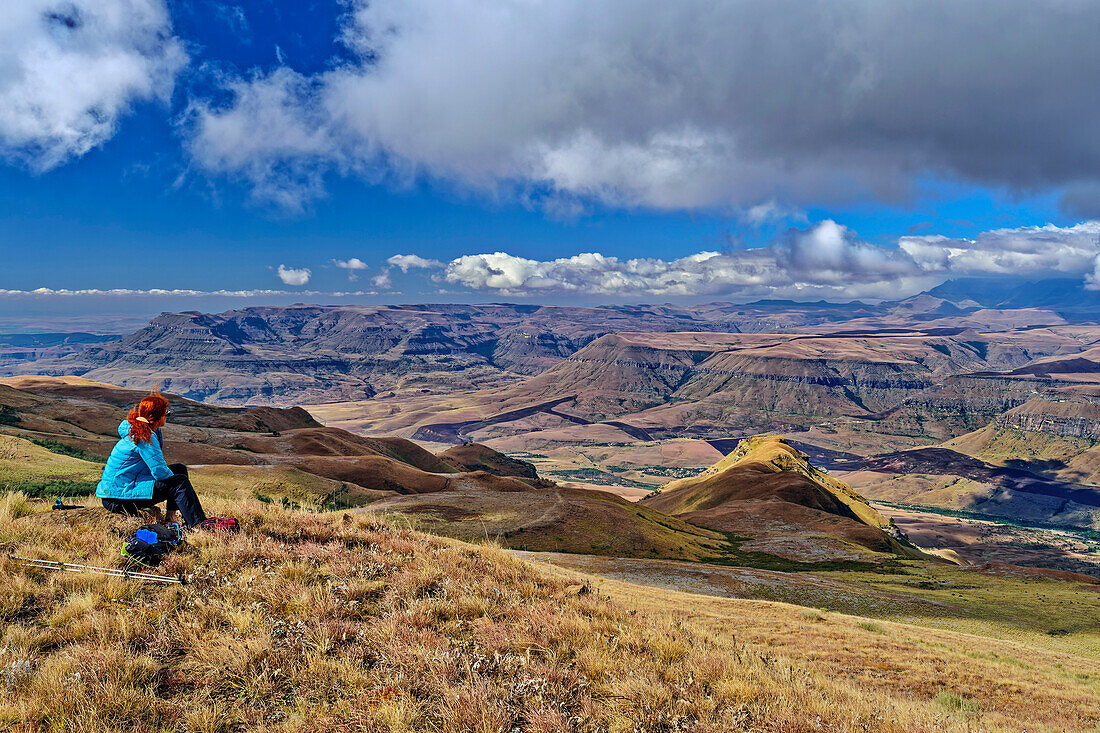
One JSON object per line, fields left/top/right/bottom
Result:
{"left": 7, "top": 555, "right": 183, "bottom": 584}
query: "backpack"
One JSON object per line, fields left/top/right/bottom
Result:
{"left": 197, "top": 517, "right": 240, "bottom": 533}
{"left": 122, "top": 523, "right": 182, "bottom": 567}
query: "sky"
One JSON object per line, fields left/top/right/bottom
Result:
{"left": 2, "top": 0, "right": 1100, "bottom": 331}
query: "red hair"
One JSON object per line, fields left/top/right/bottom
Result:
{"left": 127, "top": 389, "right": 169, "bottom": 444}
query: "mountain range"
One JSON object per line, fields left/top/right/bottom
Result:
{"left": 1, "top": 277, "right": 1089, "bottom": 405}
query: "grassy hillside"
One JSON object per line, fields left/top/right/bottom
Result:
{"left": 947, "top": 423, "right": 1100, "bottom": 484}
{"left": 437, "top": 442, "right": 539, "bottom": 479}
{"left": 0, "top": 434, "right": 103, "bottom": 496}
{"left": 586, "top": 562, "right": 1100, "bottom": 731}
{"left": 2, "top": 494, "right": 1096, "bottom": 732}
{"left": 643, "top": 436, "right": 923, "bottom": 560}
{"left": 650, "top": 437, "right": 884, "bottom": 524}
{"left": 368, "top": 481, "right": 738, "bottom": 562}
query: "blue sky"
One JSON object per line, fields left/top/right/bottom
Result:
{"left": 2, "top": 1, "right": 1099, "bottom": 330}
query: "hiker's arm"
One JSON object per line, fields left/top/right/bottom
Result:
{"left": 136, "top": 436, "right": 175, "bottom": 481}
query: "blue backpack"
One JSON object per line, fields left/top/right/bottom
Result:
{"left": 122, "top": 523, "right": 182, "bottom": 567}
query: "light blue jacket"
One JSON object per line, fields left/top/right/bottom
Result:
{"left": 96, "top": 420, "right": 174, "bottom": 500}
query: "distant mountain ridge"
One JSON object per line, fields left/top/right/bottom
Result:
{"left": 3, "top": 280, "right": 1095, "bottom": 405}
{"left": 927, "top": 276, "right": 1100, "bottom": 314}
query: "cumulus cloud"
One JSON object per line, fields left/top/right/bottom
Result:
{"left": 187, "top": 0, "right": 1100, "bottom": 214}
{"left": 386, "top": 254, "right": 444, "bottom": 272}
{"left": 371, "top": 270, "right": 393, "bottom": 289}
{"left": 0, "top": 0, "right": 186, "bottom": 170}
{"left": 276, "top": 264, "right": 311, "bottom": 286}
{"left": 333, "top": 257, "right": 369, "bottom": 280}
{"left": 1087, "top": 255, "right": 1100, "bottom": 292}
{"left": 775, "top": 220, "right": 918, "bottom": 285}
{"left": 899, "top": 222, "right": 1100, "bottom": 276}
{"left": 431, "top": 220, "right": 1100, "bottom": 300}
{"left": 333, "top": 257, "right": 368, "bottom": 270}
{"left": 185, "top": 68, "right": 340, "bottom": 211}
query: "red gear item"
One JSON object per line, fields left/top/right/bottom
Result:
{"left": 197, "top": 517, "right": 240, "bottom": 533}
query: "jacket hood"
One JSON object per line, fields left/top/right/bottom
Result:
{"left": 118, "top": 419, "right": 131, "bottom": 439}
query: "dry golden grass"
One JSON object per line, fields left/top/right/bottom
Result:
{"left": 545, "top": 562, "right": 1100, "bottom": 732}
{"left": 2, "top": 493, "right": 1097, "bottom": 731}
{"left": 0, "top": 435, "right": 102, "bottom": 486}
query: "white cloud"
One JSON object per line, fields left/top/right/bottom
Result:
{"left": 444, "top": 249, "right": 787, "bottom": 298}
{"left": 775, "top": 220, "right": 917, "bottom": 285}
{"left": 743, "top": 201, "right": 804, "bottom": 226}
{"left": 333, "top": 257, "right": 369, "bottom": 280}
{"left": 276, "top": 265, "right": 311, "bottom": 286}
{"left": 386, "top": 254, "right": 444, "bottom": 272}
{"left": 1087, "top": 255, "right": 1100, "bottom": 292}
{"left": 430, "top": 220, "right": 1100, "bottom": 300}
{"left": 0, "top": 0, "right": 186, "bottom": 170}
{"left": 186, "top": 0, "right": 1100, "bottom": 214}
{"left": 371, "top": 269, "right": 393, "bottom": 288}
{"left": 185, "top": 68, "right": 342, "bottom": 211}
{"left": 333, "top": 257, "right": 368, "bottom": 270}
{"left": 899, "top": 222, "right": 1100, "bottom": 276}
{"left": 6, "top": 221, "right": 1098, "bottom": 303}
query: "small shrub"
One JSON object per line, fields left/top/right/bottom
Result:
{"left": 27, "top": 438, "right": 100, "bottom": 463}
{"left": 934, "top": 690, "right": 980, "bottom": 714}
{"left": 0, "top": 491, "right": 34, "bottom": 521}
{"left": 2, "top": 480, "right": 97, "bottom": 498}
{"left": 857, "top": 621, "right": 885, "bottom": 634}
{"left": 0, "top": 406, "right": 20, "bottom": 427}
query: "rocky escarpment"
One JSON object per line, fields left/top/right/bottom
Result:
{"left": 2, "top": 303, "right": 843, "bottom": 405}
{"left": 864, "top": 376, "right": 1049, "bottom": 439}
{"left": 5, "top": 294, "right": 1098, "bottom": 409}
{"left": 489, "top": 332, "right": 1002, "bottom": 432}
{"left": 867, "top": 374, "right": 1100, "bottom": 440}
{"left": 994, "top": 399, "right": 1100, "bottom": 439}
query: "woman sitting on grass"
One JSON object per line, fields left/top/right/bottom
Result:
{"left": 97, "top": 389, "right": 208, "bottom": 528}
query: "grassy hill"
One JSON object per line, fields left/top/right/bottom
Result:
{"left": 1, "top": 495, "right": 1097, "bottom": 732}
{"left": 437, "top": 442, "right": 539, "bottom": 480}
{"left": 368, "top": 480, "right": 737, "bottom": 561}
{"left": 0, "top": 434, "right": 103, "bottom": 496}
{"left": 947, "top": 421, "right": 1100, "bottom": 485}
{"left": 643, "top": 436, "right": 926, "bottom": 561}
{"left": 3, "top": 377, "right": 1099, "bottom": 729}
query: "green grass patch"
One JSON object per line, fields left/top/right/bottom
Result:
{"left": 26, "top": 437, "right": 103, "bottom": 463}
{"left": 0, "top": 406, "right": 21, "bottom": 427}
{"left": 934, "top": 690, "right": 980, "bottom": 714}
{"left": 2, "top": 480, "right": 98, "bottom": 498}
{"left": 857, "top": 621, "right": 885, "bottom": 633}
{"left": 547, "top": 468, "right": 652, "bottom": 488}
{"left": 705, "top": 531, "right": 885, "bottom": 573}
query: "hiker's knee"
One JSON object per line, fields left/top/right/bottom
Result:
{"left": 102, "top": 498, "right": 140, "bottom": 516}
{"left": 168, "top": 463, "right": 188, "bottom": 476}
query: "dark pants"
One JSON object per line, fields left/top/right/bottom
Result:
{"left": 102, "top": 464, "right": 207, "bottom": 528}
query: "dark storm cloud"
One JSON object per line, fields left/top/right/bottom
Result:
{"left": 186, "top": 0, "right": 1100, "bottom": 212}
